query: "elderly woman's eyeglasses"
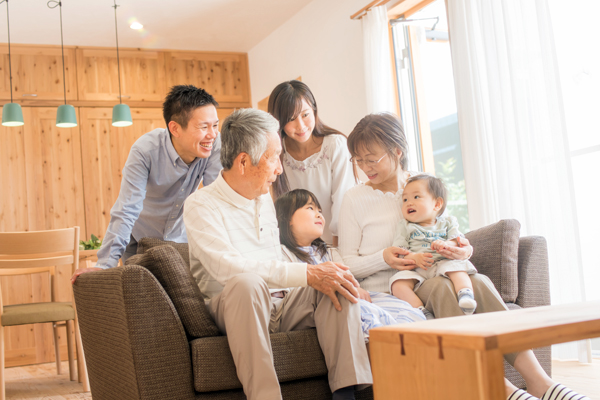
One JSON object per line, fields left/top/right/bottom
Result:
{"left": 349, "top": 153, "right": 387, "bottom": 167}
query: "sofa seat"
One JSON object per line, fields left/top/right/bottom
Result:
{"left": 191, "top": 329, "right": 328, "bottom": 392}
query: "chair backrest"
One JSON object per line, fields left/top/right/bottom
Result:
{"left": 0, "top": 227, "right": 80, "bottom": 305}
{"left": 0, "top": 227, "right": 80, "bottom": 272}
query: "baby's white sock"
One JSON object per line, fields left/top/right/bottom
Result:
{"left": 457, "top": 288, "right": 477, "bottom": 315}
{"left": 417, "top": 306, "right": 434, "bottom": 320}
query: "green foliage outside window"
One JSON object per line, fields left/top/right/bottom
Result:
{"left": 436, "top": 157, "right": 470, "bottom": 232}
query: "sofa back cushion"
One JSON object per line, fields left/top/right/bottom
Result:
{"left": 465, "top": 219, "right": 520, "bottom": 303}
{"left": 125, "top": 243, "right": 220, "bottom": 338}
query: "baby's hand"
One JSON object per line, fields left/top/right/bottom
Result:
{"left": 431, "top": 240, "right": 448, "bottom": 251}
{"left": 405, "top": 253, "right": 434, "bottom": 270}
{"left": 431, "top": 239, "right": 458, "bottom": 252}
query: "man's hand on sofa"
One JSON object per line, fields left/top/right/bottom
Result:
{"left": 307, "top": 262, "right": 360, "bottom": 311}
{"left": 71, "top": 267, "right": 103, "bottom": 284}
{"left": 435, "top": 236, "right": 473, "bottom": 260}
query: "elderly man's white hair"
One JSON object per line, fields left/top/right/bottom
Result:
{"left": 220, "top": 108, "right": 280, "bottom": 171}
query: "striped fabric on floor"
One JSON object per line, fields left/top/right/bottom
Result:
{"left": 541, "top": 384, "right": 590, "bottom": 400}
{"left": 508, "top": 389, "right": 538, "bottom": 400}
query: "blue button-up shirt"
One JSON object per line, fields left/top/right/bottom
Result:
{"left": 95, "top": 128, "right": 222, "bottom": 269}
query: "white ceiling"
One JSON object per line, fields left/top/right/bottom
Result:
{"left": 1, "top": 0, "right": 315, "bottom": 52}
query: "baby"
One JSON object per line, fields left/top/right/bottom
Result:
{"left": 390, "top": 174, "right": 477, "bottom": 319}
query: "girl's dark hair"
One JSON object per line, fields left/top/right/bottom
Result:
{"left": 274, "top": 189, "right": 328, "bottom": 264}
{"left": 347, "top": 113, "right": 409, "bottom": 181}
{"left": 268, "top": 80, "right": 345, "bottom": 198}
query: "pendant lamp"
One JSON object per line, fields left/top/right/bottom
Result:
{"left": 1, "top": 0, "right": 24, "bottom": 127}
{"left": 111, "top": 0, "right": 132, "bottom": 127}
{"left": 48, "top": 0, "right": 77, "bottom": 127}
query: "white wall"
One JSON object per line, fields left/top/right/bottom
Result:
{"left": 248, "top": 0, "right": 369, "bottom": 135}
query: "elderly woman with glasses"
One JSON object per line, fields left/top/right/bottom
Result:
{"left": 339, "top": 112, "right": 587, "bottom": 400}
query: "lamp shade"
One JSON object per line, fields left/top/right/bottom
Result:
{"left": 56, "top": 104, "right": 78, "bottom": 128}
{"left": 112, "top": 104, "right": 133, "bottom": 127}
{"left": 2, "top": 103, "right": 25, "bottom": 127}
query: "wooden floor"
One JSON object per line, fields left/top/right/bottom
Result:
{"left": 5, "top": 361, "right": 90, "bottom": 400}
{"left": 4, "top": 359, "right": 599, "bottom": 399}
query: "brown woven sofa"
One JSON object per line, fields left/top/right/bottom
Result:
{"left": 72, "top": 219, "right": 550, "bottom": 400}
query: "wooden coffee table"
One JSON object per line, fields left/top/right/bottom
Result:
{"left": 369, "top": 301, "right": 600, "bottom": 400}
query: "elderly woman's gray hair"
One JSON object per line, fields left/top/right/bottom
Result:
{"left": 220, "top": 108, "right": 280, "bottom": 170}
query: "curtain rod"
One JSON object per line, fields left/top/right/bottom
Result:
{"left": 350, "top": 0, "right": 392, "bottom": 20}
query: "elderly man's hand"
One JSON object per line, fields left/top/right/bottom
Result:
{"left": 306, "top": 262, "right": 360, "bottom": 311}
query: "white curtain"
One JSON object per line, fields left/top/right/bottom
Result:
{"left": 362, "top": 6, "right": 396, "bottom": 114}
{"left": 446, "top": 0, "right": 586, "bottom": 359}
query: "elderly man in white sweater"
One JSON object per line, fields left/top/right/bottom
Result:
{"left": 183, "top": 108, "right": 372, "bottom": 400}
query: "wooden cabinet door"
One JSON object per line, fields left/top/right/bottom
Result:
{"left": 216, "top": 107, "right": 235, "bottom": 129}
{"left": 76, "top": 48, "right": 167, "bottom": 102}
{"left": 0, "top": 45, "right": 78, "bottom": 101}
{"left": 79, "top": 108, "right": 165, "bottom": 240}
{"left": 0, "top": 107, "right": 85, "bottom": 367}
{"left": 165, "top": 52, "right": 250, "bottom": 105}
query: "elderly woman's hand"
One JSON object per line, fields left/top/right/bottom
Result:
{"left": 435, "top": 236, "right": 473, "bottom": 260}
{"left": 383, "top": 246, "right": 417, "bottom": 271}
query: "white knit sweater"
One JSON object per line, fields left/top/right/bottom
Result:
{"left": 338, "top": 183, "right": 403, "bottom": 293}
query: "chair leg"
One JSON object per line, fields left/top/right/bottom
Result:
{"left": 74, "top": 316, "right": 90, "bottom": 391}
{"left": 52, "top": 323, "right": 62, "bottom": 375}
{"left": 66, "top": 320, "right": 76, "bottom": 381}
{"left": 1, "top": 325, "right": 5, "bottom": 400}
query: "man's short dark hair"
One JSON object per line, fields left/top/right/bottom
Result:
{"left": 163, "top": 85, "right": 219, "bottom": 129}
{"left": 406, "top": 174, "right": 448, "bottom": 216}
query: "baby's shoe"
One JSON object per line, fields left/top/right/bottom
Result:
{"left": 457, "top": 288, "right": 477, "bottom": 315}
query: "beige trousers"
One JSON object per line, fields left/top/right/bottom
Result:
{"left": 415, "top": 273, "right": 518, "bottom": 365}
{"left": 207, "top": 273, "right": 372, "bottom": 400}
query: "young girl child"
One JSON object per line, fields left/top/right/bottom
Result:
{"left": 275, "top": 188, "right": 425, "bottom": 341}
{"left": 390, "top": 174, "right": 478, "bottom": 319}
{"left": 268, "top": 80, "right": 355, "bottom": 246}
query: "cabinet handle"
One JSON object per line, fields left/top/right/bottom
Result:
{"left": 118, "top": 95, "right": 131, "bottom": 99}
{"left": 22, "top": 93, "right": 38, "bottom": 97}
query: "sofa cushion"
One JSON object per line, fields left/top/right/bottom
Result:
{"left": 136, "top": 237, "right": 190, "bottom": 267}
{"left": 125, "top": 244, "right": 220, "bottom": 338}
{"left": 191, "top": 329, "right": 328, "bottom": 392}
{"left": 465, "top": 219, "right": 520, "bottom": 303}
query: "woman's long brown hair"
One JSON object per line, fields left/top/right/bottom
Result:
{"left": 268, "top": 80, "right": 344, "bottom": 198}
{"left": 274, "top": 189, "right": 328, "bottom": 264}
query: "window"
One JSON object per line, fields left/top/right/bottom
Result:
{"left": 391, "top": 0, "right": 470, "bottom": 231}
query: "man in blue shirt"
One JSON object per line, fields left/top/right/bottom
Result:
{"left": 71, "top": 85, "right": 222, "bottom": 282}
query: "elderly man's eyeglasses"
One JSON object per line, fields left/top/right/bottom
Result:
{"left": 350, "top": 153, "right": 387, "bottom": 167}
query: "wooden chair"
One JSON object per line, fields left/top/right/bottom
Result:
{"left": 0, "top": 227, "right": 89, "bottom": 399}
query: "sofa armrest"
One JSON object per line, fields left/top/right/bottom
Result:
{"left": 515, "top": 236, "right": 551, "bottom": 309}
{"left": 73, "top": 266, "right": 196, "bottom": 400}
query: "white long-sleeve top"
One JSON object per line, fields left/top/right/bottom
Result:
{"left": 338, "top": 183, "right": 404, "bottom": 293}
{"left": 183, "top": 172, "right": 307, "bottom": 300}
{"left": 283, "top": 134, "right": 355, "bottom": 244}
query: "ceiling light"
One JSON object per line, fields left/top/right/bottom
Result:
{"left": 111, "top": 0, "right": 133, "bottom": 127}
{"left": 130, "top": 21, "right": 143, "bottom": 30}
{"left": 48, "top": 0, "right": 78, "bottom": 128}
{"left": 1, "top": 0, "right": 24, "bottom": 127}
